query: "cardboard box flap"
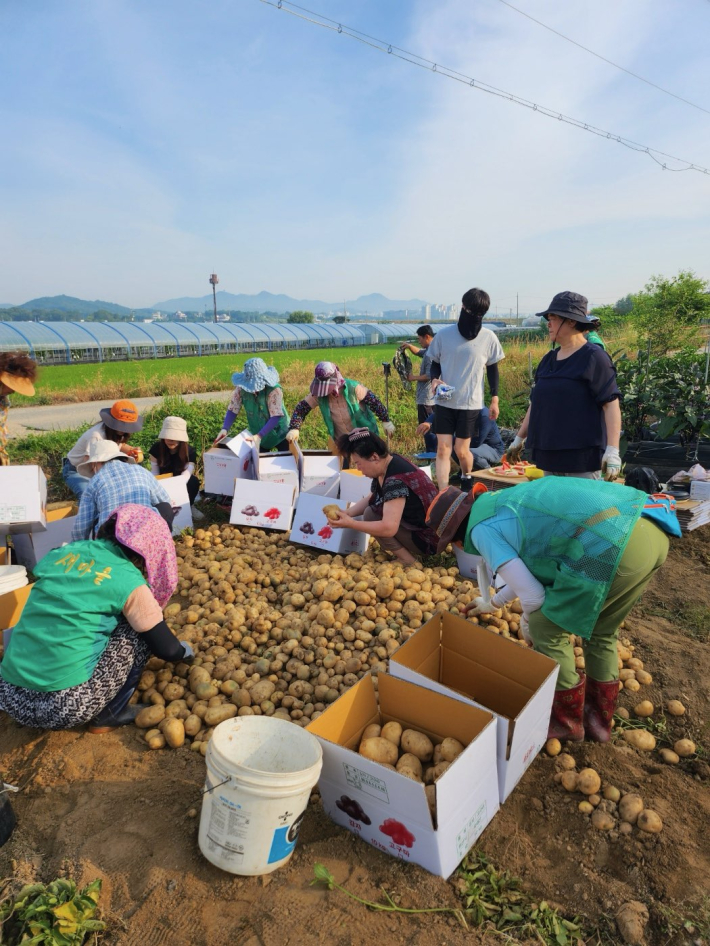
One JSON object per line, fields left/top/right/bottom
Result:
{"left": 308, "top": 674, "right": 380, "bottom": 749}
{"left": 46, "top": 503, "right": 78, "bottom": 522}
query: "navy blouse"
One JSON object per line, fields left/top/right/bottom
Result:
{"left": 526, "top": 343, "right": 620, "bottom": 473}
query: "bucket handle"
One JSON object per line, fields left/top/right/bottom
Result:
{"left": 201, "top": 776, "right": 230, "bottom": 796}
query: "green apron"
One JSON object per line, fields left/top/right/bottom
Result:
{"left": 317, "top": 379, "right": 378, "bottom": 438}
{"left": 242, "top": 386, "right": 289, "bottom": 450}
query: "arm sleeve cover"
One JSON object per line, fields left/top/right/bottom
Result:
{"left": 289, "top": 398, "right": 312, "bottom": 430}
{"left": 361, "top": 390, "right": 389, "bottom": 422}
{"left": 492, "top": 558, "right": 546, "bottom": 613}
{"left": 486, "top": 362, "right": 499, "bottom": 397}
{"left": 430, "top": 361, "right": 442, "bottom": 380}
{"left": 143, "top": 620, "right": 189, "bottom": 662}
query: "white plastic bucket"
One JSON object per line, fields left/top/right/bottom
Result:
{"left": 198, "top": 716, "right": 323, "bottom": 876}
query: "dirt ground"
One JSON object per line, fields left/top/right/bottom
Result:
{"left": 1, "top": 529, "right": 709, "bottom": 946}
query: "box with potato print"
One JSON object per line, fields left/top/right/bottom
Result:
{"left": 230, "top": 481, "right": 296, "bottom": 532}
{"left": 307, "top": 673, "right": 500, "bottom": 878}
{"left": 389, "top": 612, "right": 559, "bottom": 803}
{"left": 289, "top": 493, "right": 369, "bottom": 556}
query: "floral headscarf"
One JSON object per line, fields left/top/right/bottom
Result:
{"left": 109, "top": 504, "right": 178, "bottom": 608}
{"left": 231, "top": 358, "right": 280, "bottom": 393}
{"left": 310, "top": 361, "right": 346, "bottom": 398}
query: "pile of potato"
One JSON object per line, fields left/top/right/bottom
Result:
{"left": 553, "top": 757, "right": 664, "bottom": 834}
{"left": 131, "top": 523, "right": 527, "bottom": 752}
{"left": 359, "top": 721, "right": 465, "bottom": 816}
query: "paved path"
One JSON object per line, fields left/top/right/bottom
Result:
{"left": 7, "top": 390, "right": 231, "bottom": 437}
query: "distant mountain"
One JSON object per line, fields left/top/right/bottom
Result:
{"left": 151, "top": 290, "right": 428, "bottom": 315}
{"left": 0, "top": 303, "right": 15, "bottom": 309}
{"left": 17, "top": 295, "right": 141, "bottom": 316}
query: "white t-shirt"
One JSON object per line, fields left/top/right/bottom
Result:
{"left": 66, "top": 422, "right": 106, "bottom": 468}
{"left": 427, "top": 326, "right": 505, "bottom": 410}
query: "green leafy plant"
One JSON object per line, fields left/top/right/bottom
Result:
{"left": 311, "top": 863, "right": 468, "bottom": 928}
{"left": 0, "top": 877, "right": 104, "bottom": 945}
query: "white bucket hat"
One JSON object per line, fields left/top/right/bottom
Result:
{"left": 77, "top": 439, "right": 136, "bottom": 478}
{"left": 158, "top": 416, "right": 189, "bottom": 442}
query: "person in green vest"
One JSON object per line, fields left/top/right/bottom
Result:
{"left": 0, "top": 505, "right": 192, "bottom": 734}
{"left": 586, "top": 317, "right": 606, "bottom": 350}
{"left": 213, "top": 358, "right": 289, "bottom": 451}
{"left": 426, "top": 479, "right": 680, "bottom": 744}
{"left": 286, "top": 361, "right": 394, "bottom": 449}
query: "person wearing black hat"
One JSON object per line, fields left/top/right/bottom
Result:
{"left": 507, "top": 291, "right": 621, "bottom": 480}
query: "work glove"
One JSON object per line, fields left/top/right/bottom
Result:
{"left": 520, "top": 613, "right": 533, "bottom": 646}
{"left": 506, "top": 436, "right": 526, "bottom": 463}
{"left": 383, "top": 421, "right": 395, "bottom": 436}
{"left": 213, "top": 429, "right": 228, "bottom": 446}
{"left": 286, "top": 429, "right": 299, "bottom": 443}
{"left": 601, "top": 446, "right": 622, "bottom": 481}
{"left": 466, "top": 595, "right": 496, "bottom": 617}
{"left": 180, "top": 641, "right": 195, "bottom": 660}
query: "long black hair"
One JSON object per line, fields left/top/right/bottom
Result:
{"left": 156, "top": 439, "right": 190, "bottom": 473}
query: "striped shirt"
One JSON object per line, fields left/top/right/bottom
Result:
{"left": 71, "top": 460, "right": 171, "bottom": 540}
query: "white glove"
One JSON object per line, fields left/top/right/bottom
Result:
{"left": 252, "top": 434, "right": 261, "bottom": 453}
{"left": 213, "top": 429, "right": 228, "bottom": 446}
{"left": 507, "top": 435, "right": 526, "bottom": 463}
{"left": 383, "top": 421, "right": 395, "bottom": 436}
{"left": 520, "top": 613, "right": 533, "bottom": 645}
{"left": 286, "top": 429, "right": 299, "bottom": 443}
{"left": 466, "top": 595, "right": 497, "bottom": 617}
{"left": 601, "top": 446, "right": 621, "bottom": 481}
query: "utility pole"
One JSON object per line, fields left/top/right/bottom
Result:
{"left": 209, "top": 273, "right": 219, "bottom": 323}
{"left": 516, "top": 292, "right": 519, "bottom": 324}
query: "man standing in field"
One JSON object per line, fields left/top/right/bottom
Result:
{"left": 399, "top": 325, "right": 437, "bottom": 453}
{"left": 427, "top": 288, "right": 504, "bottom": 490}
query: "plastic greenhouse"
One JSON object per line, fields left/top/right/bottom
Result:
{"left": 0, "top": 320, "right": 405, "bottom": 365}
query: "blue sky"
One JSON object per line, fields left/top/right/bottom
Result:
{"left": 1, "top": 0, "right": 709, "bottom": 312}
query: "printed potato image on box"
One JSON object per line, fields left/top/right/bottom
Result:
{"left": 230, "top": 481, "right": 296, "bottom": 531}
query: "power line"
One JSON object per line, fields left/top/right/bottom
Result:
{"left": 258, "top": 0, "right": 710, "bottom": 175}
{"left": 495, "top": 0, "right": 710, "bottom": 117}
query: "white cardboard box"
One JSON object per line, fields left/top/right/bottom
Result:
{"left": 296, "top": 446, "right": 341, "bottom": 496}
{"left": 12, "top": 505, "right": 77, "bottom": 569}
{"left": 203, "top": 447, "right": 247, "bottom": 496}
{"left": 307, "top": 673, "right": 499, "bottom": 878}
{"left": 254, "top": 448, "right": 300, "bottom": 489}
{"left": 338, "top": 470, "right": 374, "bottom": 505}
{"left": 224, "top": 430, "right": 257, "bottom": 481}
{"left": 0, "top": 466, "right": 48, "bottom": 535}
{"left": 159, "top": 476, "right": 193, "bottom": 534}
{"left": 689, "top": 480, "right": 710, "bottom": 500}
{"left": 389, "top": 612, "right": 559, "bottom": 803}
{"left": 290, "top": 493, "right": 368, "bottom": 555}
{"left": 230, "top": 480, "right": 296, "bottom": 532}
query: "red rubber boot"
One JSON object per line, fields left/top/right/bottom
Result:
{"left": 547, "top": 676, "right": 585, "bottom": 742}
{"left": 584, "top": 677, "right": 620, "bottom": 743}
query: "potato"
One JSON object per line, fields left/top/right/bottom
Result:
{"left": 674, "top": 738, "right": 696, "bottom": 757}
{"left": 204, "top": 704, "right": 238, "bottom": 727}
{"left": 401, "top": 729, "right": 434, "bottom": 762}
{"left": 135, "top": 705, "right": 166, "bottom": 729}
{"left": 545, "top": 738, "right": 562, "bottom": 757}
{"left": 163, "top": 683, "right": 185, "bottom": 702}
{"left": 560, "top": 771, "right": 578, "bottom": 792}
{"left": 396, "top": 753, "right": 423, "bottom": 778}
{"left": 425, "top": 784, "right": 436, "bottom": 815}
{"left": 603, "top": 785, "right": 621, "bottom": 803}
{"left": 423, "top": 761, "right": 450, "bottom": 784}
{"left": 624, "top": 678, "right": 641, "bottom": 691}
{"left": 576, "top": 768, "right": 601, "bottom": 796}
{"left": 439, "top": 737, "right": 465, "bottom": 763}
{"left": 557, "top": 754, "right": 576, "bottom": 771}
{"left": 146, "top": 733, "right": 165, "bottom": 750}
{"left": 322, "top": 504, "right": 341, "bottom": 521}
{"left": 160, "top": 717, "right": 185, "bottom": 749}
{"left": 659, "top": 748, "right": 679, "bottom": 765}
{"left": 359, "top": 737, "right": 398, "bottom": 766}
{"left": 616, "top": 707, "right": 630, "bottom": 720}
{"left": 666, "top": 700, "right": 686, "bottom": 717}
{"left": 361, "top": 723, "right": 381, "bottom": 741}
{"left": 588, "top": 794, "right": 601, "bottom": 807}
{"left": 619, "top": 793, "right": 644, "bottom": 824}
{"left": 637, "top": 810, "right": 663, "bottom": 834}
{"left": 622, "top": 730, "right": 656, "bottom": 751}
{"left": 634, "top": 700, "right": 654, "bottom": 718}
{"left": 578, "top": 801, "right": 593, "bottom": 814}
{"left": 184, "top": 714, "right": 202, "bottom": 737}
{"left": 591, "top": 809, "right": 615, "bottom": 831}
{"left": 143, "top": 728, "right": 161, "bottom": 743}
{"left": 635, "top": 669, "right": 653, "bottom": 685}
{"left": 195, "top": 682, "right": 219, "bottom": 701}
{"left": 381, "top": 722, "right": 403, "bottom": 747}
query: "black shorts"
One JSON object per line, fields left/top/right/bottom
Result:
{"left": 434, "top": 405, "right": 480, "bottom": 440}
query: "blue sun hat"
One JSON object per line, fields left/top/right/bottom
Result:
{"left": 231, "top": 358, "right": 280, "bottom": 393}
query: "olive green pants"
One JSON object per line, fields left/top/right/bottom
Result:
{"left": 528, "top": 518, "right": 669, "bottom": 690}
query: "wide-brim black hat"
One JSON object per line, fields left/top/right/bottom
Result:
{"left": 537, "top": 290, "right": 595, "bottom": 324}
